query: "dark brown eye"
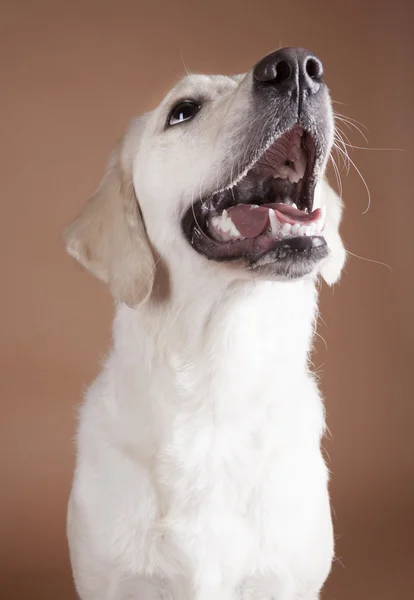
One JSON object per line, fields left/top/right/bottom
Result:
{"left": 168, "top": 101, "right": 200, "bottom": 126}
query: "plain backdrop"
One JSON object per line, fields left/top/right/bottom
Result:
{"left": 1, "top": 1, "right": 413, "bottom": 598}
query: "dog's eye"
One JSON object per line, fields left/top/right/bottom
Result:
{"left": 168, "top": 101, "right": 200, "bottom": 126}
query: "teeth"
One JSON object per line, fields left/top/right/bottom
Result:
{"left": 268, "top": 209, "right": 280, "bottom": 237}
{"left": 277, "top": 147, "right": 307, "bottom": 184}
{"left": 291, "top": 203, "right": 298, "bottom": 210}
{"left": 293, "top": 152, "right": 307, "bottom": 182}
{"left": 209, "top": 202, "right": 326, "bottom": 244}
{"left": 286, "top": 170, "right": 301, "bottom": 183}
{"left": 281, "top": 223, "right": 292, "bottom": 236}
{"left": 223, "top": 212, "right": 242, "bottom": 237}
{"left": 210, "top": 210, "right": 242, "bottom": 241}
{"left": 273, "top": 167, "right": 292, "bottom": 180}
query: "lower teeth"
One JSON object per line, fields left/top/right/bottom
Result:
{"left": 209, "top": 207, "right": 324, "bottom": 243}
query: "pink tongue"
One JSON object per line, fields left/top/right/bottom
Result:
{"left": 266, "top": 204, "right": 321, "bottom": 225}
{"left": 227, "top": 205, "right": 269, "bottom": 238}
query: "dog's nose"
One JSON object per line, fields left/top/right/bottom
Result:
{"left": 253, "top": 47, "right": 324, "bottom": 96}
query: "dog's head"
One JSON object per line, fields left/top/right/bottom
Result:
{"left": 64, "top": 48, "right": 346, "bottom": 307}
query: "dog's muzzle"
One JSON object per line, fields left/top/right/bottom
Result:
{"left": 182, "top": 47, "right": 332, "bottom": 279}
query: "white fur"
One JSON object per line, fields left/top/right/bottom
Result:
{"left": 65, "top": 69, "right": 345, "bottom": 600}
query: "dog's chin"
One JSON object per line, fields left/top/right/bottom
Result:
{"left": 181, "top": 125, "right": 329, "bottom": 280}
{"left": 245, "top": 235, "right": 328, "bottom": 280}
{"left": 188, "top": 227, "right": 328, "bottom": 281}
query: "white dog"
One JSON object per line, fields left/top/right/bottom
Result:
{"left": 64, "top": 47, "right": 346, "bottom": 600}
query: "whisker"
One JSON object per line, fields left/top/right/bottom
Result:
{"left": 333, "top": 120, "right": 354, "bottom": 174}
{"left": 346, "top": 248, "right": 392, "bottom": 272}
{"left": 166, "top": 68, "right": 182, "bottom": 79}
{"left": 180, "top": 49, "right": 191, "bottom": 77}
{"left": 334, "top": 124, "right": 354, "bottom": 152}
{"left": 334, "top": 111, "right": 369, "bottom": 131}
{"left": 334, "top": 114, "right": 369, "bottom": 143}
{"left": 341, "top": 143, "right": 407, "bottom": 153}
{"left": 334, "top": 144, "right": 372, "bottom": 214}
{"left": 333, "top": 132, "right": 351, "bottom": 174}
{"left": 329, "top": 153, "right": 343, "bottom": 198}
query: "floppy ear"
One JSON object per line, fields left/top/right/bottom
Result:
{"left": 318, "top": 179, "right": 347, "bottom": 285}
{"left": 63, "top": 120, "right": 155, "bottom": 307}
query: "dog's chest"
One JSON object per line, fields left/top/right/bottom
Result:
{"left": 151, "top": 383, "right": 327, "bottom": 590}
{"left": 102, "top": 291, "right": 328, "bottom": 589}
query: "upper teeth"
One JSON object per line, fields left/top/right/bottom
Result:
{"left": 272, "top": 146, "right": 307, "bottom": 183}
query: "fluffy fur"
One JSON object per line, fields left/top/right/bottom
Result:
{"left": 65, "top": 61, "right": 346, "bottom": 600}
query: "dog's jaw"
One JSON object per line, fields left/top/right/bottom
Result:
{"left": 180, "top": 107, "right": 333, "bottom": 280}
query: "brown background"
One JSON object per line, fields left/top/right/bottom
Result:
{"left": 1, "top": 0, "right": 413, "bottom": 598}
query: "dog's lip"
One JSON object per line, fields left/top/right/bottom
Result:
{"left": 191, "top": 225, "right": 327, "bottom": 263}
{"left": 182, "top": 124, "right": 325, "bottom": 263}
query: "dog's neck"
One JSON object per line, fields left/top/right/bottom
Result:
{"left": 113, "top": 271, "right": 319, "bottom": 387}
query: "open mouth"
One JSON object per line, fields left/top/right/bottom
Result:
{"left": 182, "top": 124, "right": 328, "bottom": 268}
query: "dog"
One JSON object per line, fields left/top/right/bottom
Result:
{"left": 64, "top": 47, "right": 346, "bottom": 600}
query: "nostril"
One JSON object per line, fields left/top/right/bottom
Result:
{"left": 305, "top": 57, "right": 323, "bottom": 80}
{"left": 253, "top": 48, "right": 323, "bottom": 91}
{"left": 275, "top": 60, "right": 292, "bottom": 82}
